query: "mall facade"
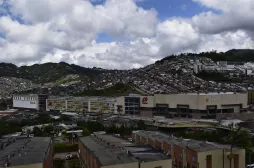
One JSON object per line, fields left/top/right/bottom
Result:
{"left": 116, "top": 92, "right": 248, "bottom": 119}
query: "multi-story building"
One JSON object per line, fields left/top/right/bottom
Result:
{"left": 0, "top": 137, "right": 54, "bottom": 168}
{"left": 46, "top": 97, "right": 117, "bottom": 114}
{"left": 132, "top": 130, "right": 245, "bottom": 168}
{"left": 78, "top": 134, "right": 172, "bottom": 168}
{"left": 13, "top": 94, "right": 48, "bottom": 111}
{"left": 117, "top": 92, "right": 248, "bottom": 119}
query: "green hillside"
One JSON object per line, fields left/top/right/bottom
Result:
{"left": 73, "top": 83, "right": 143, "bottom": 97}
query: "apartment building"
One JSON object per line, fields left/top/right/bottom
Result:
{"left": 0, "top": 137, "right": 54, "bottom": 168}
{"left": 132, "top": 130, "right": 245, "bottom": 168}
{"left": 78, "top": 134, "right": 172, "bottom": 168}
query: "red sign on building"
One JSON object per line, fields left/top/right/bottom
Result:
{"left": 142, "top": 97, "right": 148, "bottom": 104}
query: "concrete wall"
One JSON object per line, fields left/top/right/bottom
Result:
{"left": 10, "top": 163, "right": 43, "bottom": 168}
{"left": 153, "top": 93, "right": 247, "bottom": 111}
{"left": 116, "top": 96, "right": 125, "bottom": 114}
{"left": 197, "top": 149, "right": 245, "bottom": 168}
{"left": 140, "top": 159, "right": 172, "bottom": 168}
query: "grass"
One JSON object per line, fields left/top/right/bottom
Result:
{"left": 55, "top": 76, "right": 86, "bottom": 85}
{"left": 73, "top": 83, "right": 142, "bottom": 97}
{"left": 53, "top": 159, "right": 65, "bottom": 168}
{"left": 54, "top": 143, "right": 78, "bottom": 154}
{"left": 68, "top": 157, "right": 81, "bottom": 168}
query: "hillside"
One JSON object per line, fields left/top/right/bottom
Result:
{"left": 73, "top": 83, "right": 145, "bottom": 97}
{"left": 0, "top": 49, "right": 253, "bottom": 84}
{"left": 157, "top": 49, "right": 254, "bottom": 64}
{"left": 0, "top": 49, "right": 254, "bottom": 98}
{"left": 0, "top": 62, "right": 104, "bottom": 83}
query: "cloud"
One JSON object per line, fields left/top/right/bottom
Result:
{"left": 192, "top": 0, "right": 254, "bottom": 35}
{"left": 0, "top": 0, "right": 254, "bottom": 69}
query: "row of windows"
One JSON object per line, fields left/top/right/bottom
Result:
{"left": 13, "top": 97, "right": 36, "bottom": 100}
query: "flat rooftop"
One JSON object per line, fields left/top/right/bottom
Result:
{"left": 133, "top": 130, "right": 240, "bottom": 152}
{"left": 80, "top": 135, "right": 168, "bottom": 166}
{"left": 0, "top": 137, "right": 51, "bottom": 167}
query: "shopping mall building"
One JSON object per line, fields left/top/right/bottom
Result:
{"left": 116, "top": 92, "right": 248, "bottom": 119}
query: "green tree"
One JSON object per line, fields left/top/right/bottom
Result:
{"left": 43, "top": 125, "right": 54, "bottom": 136}
{"left": 33, "top": 126, "right": 43, "bottom": 136}
{"left": 82, "top": 127, "right": 90, "bottom": 136}
{"left": 226, "top": 125, "right": 253, "bottom": 168}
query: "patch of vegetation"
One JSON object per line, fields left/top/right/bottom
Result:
{"left": 0, "top": 62, "right": 103, "bottom": 83}
{"left": 54, "top": 143, "right": 78, "bottom": 154}
{"left": 68, "top": 156, "right": 81, "bottom": 168}
{"left": 53, "top": 159, "right": 65, "bottom": 168}
{"left": 73, "top": 83, "right": 140, "bottom": 97}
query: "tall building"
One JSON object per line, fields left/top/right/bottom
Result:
{"left": 78, "top": 134, "right": 172, "bottom": 168}
{"left": 132, "top": 130, "right": 245, "bottom": 168}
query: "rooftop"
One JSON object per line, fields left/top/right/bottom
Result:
{"left": 0, "top": 137, "right": 51, "bottom": 167}
{"left": 80, "top": 135, "right": 168, "bottom": 166}
{"left": 134, "top": 130, "right": 241, "bottom": 152}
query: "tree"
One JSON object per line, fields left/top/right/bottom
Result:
{"left": 43, "top": 125, "right": 54, "bottom": 136}
{"left": 33, "top": 127, "right": 43, "bottom": 136}
{"left": 82, "top": 127, "right": 90, "bottom": 136}
{"left": 226, "top": 125, "right": 253, "bottom": 168}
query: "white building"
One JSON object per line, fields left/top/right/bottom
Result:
{"left": 116, "top": 92, "right": 248, "bottom": 119}
{"left": 13, "top": 94, "right": 39, "bottom": 110}
{"left": 13, "top": 94, "right": 48, "bottom": 111}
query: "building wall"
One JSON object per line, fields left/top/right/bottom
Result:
{"left": 9, "top": 163, "right": 43, "bottom": 168}
{"left": 155, "top": 140, "right": 162, "bottom": 150}
{"left": 173, "top": 145, "right": 184, "bottom": 168}
{"left": 197, "top": 149, "right": 245, "bottom": 168}
{"left": 154, "top": 93, "right": 247, "bottom": 111}
{"left": 116, "top": 96, "right": 125, "bottom": 114}
{"left": 185, "top": 147, "right": 198, "bottom": 168}
{"left": 140, "top": 96, "right": 154, "bottom": 108}
{"left": 46, "top": 99, "right": 66, "bottom": 111}
{"left": 47, "top": 98, "right": 116, "bottom": 113}
{"left": 140, "top": 159, "right": 172, "bottom": 168}
{"left": 13, "top": 95, "right": 39, "bottom": 110}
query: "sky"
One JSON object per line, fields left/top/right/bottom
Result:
{"left": 0, "top": 0, "right": 254, "bottom": 69}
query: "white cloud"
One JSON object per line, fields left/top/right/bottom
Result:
{"left": 0, "top": 0, "right": 254, "bottom": 69}
{"left": 192, "top": 0, "right": 254, "bottom": 34}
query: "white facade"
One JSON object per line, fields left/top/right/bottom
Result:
{"left": 117, "top": 92, "right": 248, "bottom": 114}
{"left": 154, "top": 92, "right": 247, "bottom": 111}
{"left": 13, "top": 94, "right": 39, "bottom": 110}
